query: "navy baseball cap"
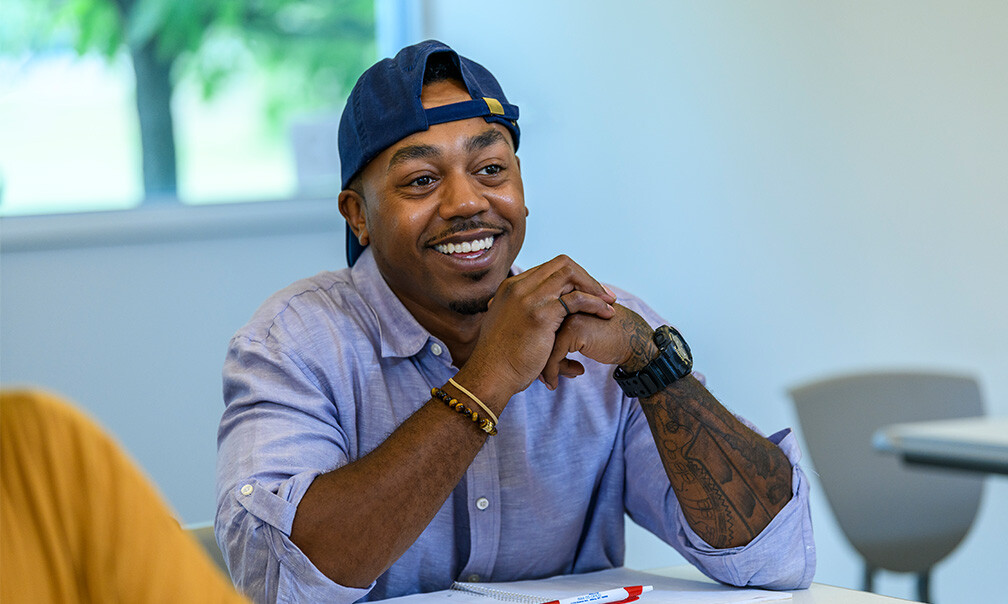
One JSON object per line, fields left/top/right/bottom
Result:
{"left": 338, "top": 40, "right": 520, "bottom": 267}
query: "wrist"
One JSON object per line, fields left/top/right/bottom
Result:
{"left": 616, "top": 312, "right": 660, "bottom": 373}
{"left": 450, "top": 363, "right": 513, "bottom": 418}
{"left": 619, "top": 336, "right": 660, "bottom": 374}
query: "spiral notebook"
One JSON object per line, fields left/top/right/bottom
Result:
{"left": 378, "top": 567, "right": 791, "bottom": 603}
{"left": 449, "top": 580, "right": 646, "bottom": 603}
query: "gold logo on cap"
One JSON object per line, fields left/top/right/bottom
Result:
{"left": 483, "top": 97, "right": 505, "bottom": 115}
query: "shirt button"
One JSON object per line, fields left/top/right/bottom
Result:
{"left": 430, "top": 343, "right": 443, "bottom": 356}
{"left": 466, "top": 574, "right": 481, "bottom": 582}
{"left": 240, "top": 484, "right": 253, "bottom": 496}
{"left": 475, "top": 497, "right": 490, "bottom": 510}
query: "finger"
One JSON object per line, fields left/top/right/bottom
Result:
{"left": 541, "top": 321, "right": 583, "bottom": 389}
{"left": 552, "top": 256, "right": 616, "bottom": 303}
{"left": 557, "top": 358, "right": 585, "bottom": 380}
{"left": 520, "top": 255, "right": 617, "bottom": 304}
{"left": 537, "top": 359, "right": 584, "bottom": 391}
{"left": 557, "top": 290, "right": 616, "bottom": 321}
{"left": 532, "top": 271, "right": 607, "bottom": 328}
{"left": 557, "top": 295, "right": 572, "bottom": 317}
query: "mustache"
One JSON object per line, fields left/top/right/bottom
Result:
{"left": 425, "top": 219, "right": 505, "bottom": 245}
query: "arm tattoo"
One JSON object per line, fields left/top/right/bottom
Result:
{"left": 638, "top": 375, "right": 792, "bottom": 548}
{"left": 622, "top": 315, "right": 656, "bottom": 372}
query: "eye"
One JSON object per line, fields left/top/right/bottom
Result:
{"left": 477, "top": 164, "right": 504, "bottom": 176}
{"left": 408, "top": 175, "right": 437, "bottom": 187}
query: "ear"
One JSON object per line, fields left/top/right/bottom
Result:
{"left": 338, "top": 189, "right": 369, "bottom": 246}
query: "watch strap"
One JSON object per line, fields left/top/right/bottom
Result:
{"left": 613, "top": 325, "right": 692, "bottom": 398}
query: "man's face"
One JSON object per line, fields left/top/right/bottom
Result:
{"left": 350, "top": 79, "right": 526, "bottom": 319}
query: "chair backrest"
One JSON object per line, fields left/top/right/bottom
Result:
{"left": 788, "top": 371, "right": 985, "bottom": 573}
{"left": 184, "top": 521, "right": 229, "bottom": 576}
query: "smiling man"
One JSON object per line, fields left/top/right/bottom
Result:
{"left": 216, "top": 40, "right": 815, "bottom": 603}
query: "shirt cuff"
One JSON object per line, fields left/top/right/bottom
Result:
{"left": 673, "top": 429, "right": 816, "bottom": 590}
{"left": 272, "top": 529, "right": 374, "bottom": 604}
{"left": 230, "top": 473, "right": 376, "bottom": 603}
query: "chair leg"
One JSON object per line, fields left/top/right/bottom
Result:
{"left": 917, "top": 569, "right": 932, "bottom": 603}
{"left": 863, "top": 564, "right": 876, "bottom": 593}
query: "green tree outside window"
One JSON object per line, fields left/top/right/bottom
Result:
{"left": 0, "top": 0, "right": 375, "bottom": 206}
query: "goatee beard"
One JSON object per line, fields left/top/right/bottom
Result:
{"left": 450, "top": 295, "right": 492, "bottom": 315}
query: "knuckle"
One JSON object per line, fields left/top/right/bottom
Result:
{"left": 529, "top": 302, "right": 549, "bottom": 323}
{"left": 499, "top": 276, "right": 518, "bottom": 294}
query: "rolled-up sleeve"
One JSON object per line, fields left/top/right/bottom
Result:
{"left": 670, "top": 428, "right": 815, "bottom": 589}
{"left": 624, "top": 407, "right": 816, "bottom": 590}
{"left": 216, "top": 335, "right": 373, "bottom": 603}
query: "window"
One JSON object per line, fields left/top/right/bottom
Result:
{"left": 0, "top": 0, "right": 381, "bottom": 216}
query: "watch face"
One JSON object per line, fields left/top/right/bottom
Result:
{"left": 671, "top": 333, "right": 690, "bottom": 363}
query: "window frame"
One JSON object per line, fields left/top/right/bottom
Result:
{"left": 0, "top": 0, "right": 423, "bottom": 250}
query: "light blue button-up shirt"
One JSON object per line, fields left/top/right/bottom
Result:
{"left": 216, "top": 249, "right": 815, "bottom": 603}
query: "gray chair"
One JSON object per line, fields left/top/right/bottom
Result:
{"left": 184, "top": 521, "right": 229, "bottom": 576}
{"left": 788, "top": 371, "right": 985, "bottom": 603}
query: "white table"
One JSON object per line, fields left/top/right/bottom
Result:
{"left": 651, "top": 565, "right": 920, "bottom": 603}
{"left": 873, "top": 416, "right": 1008, "bottom": 475}
{"left": 379, "top": 565, "right": 919, "bottom": 603}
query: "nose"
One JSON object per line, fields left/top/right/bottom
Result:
{"left": 438, "top": 172, "right": 490, "bottom": 220}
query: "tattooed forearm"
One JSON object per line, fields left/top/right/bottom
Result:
{"left": 611, "top": 313, "right": 792, "bottom": 547}
{"left": 639, "top": 375, "right": 793, "bottom": 548}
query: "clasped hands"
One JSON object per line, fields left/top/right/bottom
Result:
{"left": 463, "top": 255, "right": 656, "bottom": 404}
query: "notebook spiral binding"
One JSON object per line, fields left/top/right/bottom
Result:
{"left": 450, "top": 581, "right": 551, "bottom": 603}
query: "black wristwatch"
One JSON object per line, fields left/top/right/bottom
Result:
{"left": 613, "top": 325, "right": 693, "bottom": 398}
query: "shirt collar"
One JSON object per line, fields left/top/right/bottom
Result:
{"left": 350, "top": 247, "right": 431, "bottom": 359}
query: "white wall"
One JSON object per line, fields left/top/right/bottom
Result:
{"left": 1, "top": 200, "right": 345, "bottom": 526}
{"left": 2, "top": 2, "right": 1006, "bottom": 602}
{"left": 421, "top": 1, "right": 1008, "bottom": 602}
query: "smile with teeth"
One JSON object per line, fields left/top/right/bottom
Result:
{"left": 434, "top": 236, "right": 494, "bottom": 255}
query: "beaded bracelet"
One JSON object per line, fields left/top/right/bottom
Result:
{"left": 448, "top": 377, "right": 498, "bottom": 426}
{"left": 431, "top": 387, "right": 497, "bottom": 436}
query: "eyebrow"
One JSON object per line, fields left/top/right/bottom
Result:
{"left": 385, "top": 128, "right": 510, "bottom": 173}
{"left": 387, "top": 144, "right": 440, "bottom": 171}
{"left": 466, "top": 128, "right": 508, "bottom": 154}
